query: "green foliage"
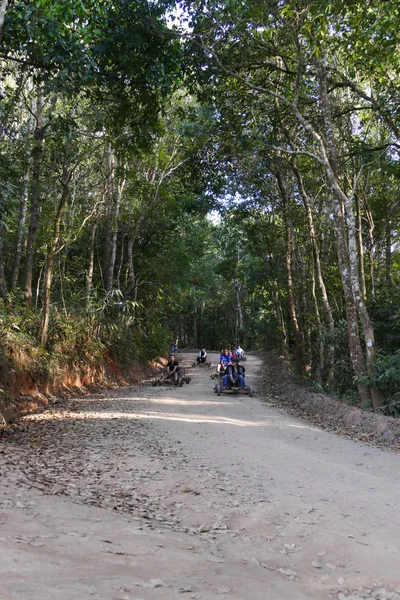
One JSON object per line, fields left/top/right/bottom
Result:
{"left": 358, "top": 352, "right": 400, "bottom": 418}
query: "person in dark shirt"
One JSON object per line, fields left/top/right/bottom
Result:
{"left": 162, "top": 355, "right": 179, "bottom": 382}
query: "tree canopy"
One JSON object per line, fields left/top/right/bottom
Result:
{"left": 1, "top": 0, "right": 400, "bottom": 415}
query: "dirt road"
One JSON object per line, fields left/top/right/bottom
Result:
{"left": 1, "top": 352, "right": 399, "bottom": 600}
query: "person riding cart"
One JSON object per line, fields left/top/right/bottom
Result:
{"left": 234, "top": 344, "right": 245, "bottom": 359}
{"left": 222, "top": 359, "right": 248, "bottom": 391}
{"left": 162, "top": 355, "right": 179, "bottom": 383}
{"left": 196, "top": 348, "right": 208, "bottom": 364}
{"left": 216, "top": 348, "right": 231, "bottom": 374}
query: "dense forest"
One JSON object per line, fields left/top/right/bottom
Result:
{"left": 1, "top": 0, "right": 400, "bottom": 415}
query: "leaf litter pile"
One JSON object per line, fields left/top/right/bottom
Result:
{"left": 0, "top": 387, "right": 182, "bottom": 527}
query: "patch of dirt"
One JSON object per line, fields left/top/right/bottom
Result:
{"left": 259, "top": 351, "right": 400, "bottom": 448}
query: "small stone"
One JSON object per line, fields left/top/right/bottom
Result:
{"left": 311, "top": 560, "right": 322, "bottom": 568}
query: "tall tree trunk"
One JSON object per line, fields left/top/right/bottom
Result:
{"left": 315, "top": 56, "right": 371, "bottom": 406}
{"left": 292, "top": 162, "right": 335, "bottom": 389}
{"left": 24, "top": 88, "right": 44, "bottom": 305}
{"left": 276, "top": 171, "right": 303, "bottom": 377}
{"left": 39, "top": 142, "right": 71, "bottom": 346}
{"left": 11, "top": 163, "right": 30, "bottom": 290}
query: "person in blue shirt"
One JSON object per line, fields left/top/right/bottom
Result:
{"left": 216, "top": 348, "right": 231, "bottom": 375}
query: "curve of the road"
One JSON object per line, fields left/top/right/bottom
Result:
{"left": 1, "top": 352, "right": 399, "bottom": 600}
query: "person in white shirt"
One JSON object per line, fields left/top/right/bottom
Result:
{"left": 196, "top": 348, "right": 207, "bottom": 364}
{"left": 235, "top": 344, "right": 245, "bottom": 359}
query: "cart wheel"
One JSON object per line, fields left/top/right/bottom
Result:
{"left": 185, "top": 376, "right": 191, "bottom": 384}
{"left": 248, "top": 386, "right": 253, "bottom": 397}
{"left": 178, "top": 378, "right": 183, "bottom": 387}
{"left": 216, "top": 384, "right": 221, "bottom": 396}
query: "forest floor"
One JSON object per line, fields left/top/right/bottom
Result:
{"left": 1, "top": 352, "right": 399, "bottom": 600}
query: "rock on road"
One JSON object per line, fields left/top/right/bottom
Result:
{"left": 1, "top": 352, "right": 399, "bottom": 600}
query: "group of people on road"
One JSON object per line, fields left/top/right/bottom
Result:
{"left": 217, "top": 347, "right": 248, "bottom": 391}
{"left": 161, "top": 345, "right": 248, "bottom": 389}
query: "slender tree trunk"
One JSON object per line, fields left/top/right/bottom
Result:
{"left": 87, "top": 219, "right": 98, "bottom": 303}
{"left": 193, "top": 305, "right": 198, "bottom": 347}
{"left": 0, "top": 0, "right": 8, "bottom": 38}
{"left": 276, "top": 171, "right": 303, "bottom": 377}
{"left": 385, "top": 218, "right": 393, "bottom": 285}
{"left": 39, "top": 142, "right": 71, "bottom": 346}
{"left": 87, "top": 175, "right": 108, "bottom": 302}
{"left": 35, "top": 262, "right": 44, "bottom": 308}
{"left": 344, "top": 190, "right": 383, "bottom": 406}
{"left": 127, "top": 237, "right": 137, "bottom": 301}
{"left": 315, "top": 56, "right": 371, "bottom": 406}
{"left": 363, "top": 199, "right": 375, "bottom": 299}
{"left": 293, "top": 162, "right": 335, "bottom": 389}
{"left": 116, "top": 233, "right": 126, "bottom": 290}
{"left": 24, "top": 88, "right": 44, "bottom": 305}
{"left": 103, "top": 144, "right": 115, "bottom": 294}
{"left": 235, "top": 282, "right": 243, "bottom": 330}
{"left": 108, "top": 174, "right": 125, "bottom": 293}
{"left": 273, "top": 280, "right": 288, "bottom": 356}
{"left": 309, "top": 255, "right": 323, "bottom": 384}
{"left": 355, "top": 191, "right": 367, "bottom": 299}
{"left": 11, "top": 163, "right": 30, "bottom": 290}
{"left": 0, "top": 217, "right": 7, "bottom": 300}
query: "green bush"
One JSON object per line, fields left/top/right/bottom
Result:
{"left": 358, "top": 351, "right": 400, "bottom": 418}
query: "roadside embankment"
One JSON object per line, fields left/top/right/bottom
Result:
{"left": 260, "top": 351, "right": 400, "bottom": 448}
{"left": 0, "top": 348, "right": 161, "bottom": 426}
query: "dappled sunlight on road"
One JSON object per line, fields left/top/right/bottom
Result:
{"left": 23, "top": 407, "right": 315, "bottom": 430}
{"left": 115, "top": 396, "right": 234, "bottom": 407}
